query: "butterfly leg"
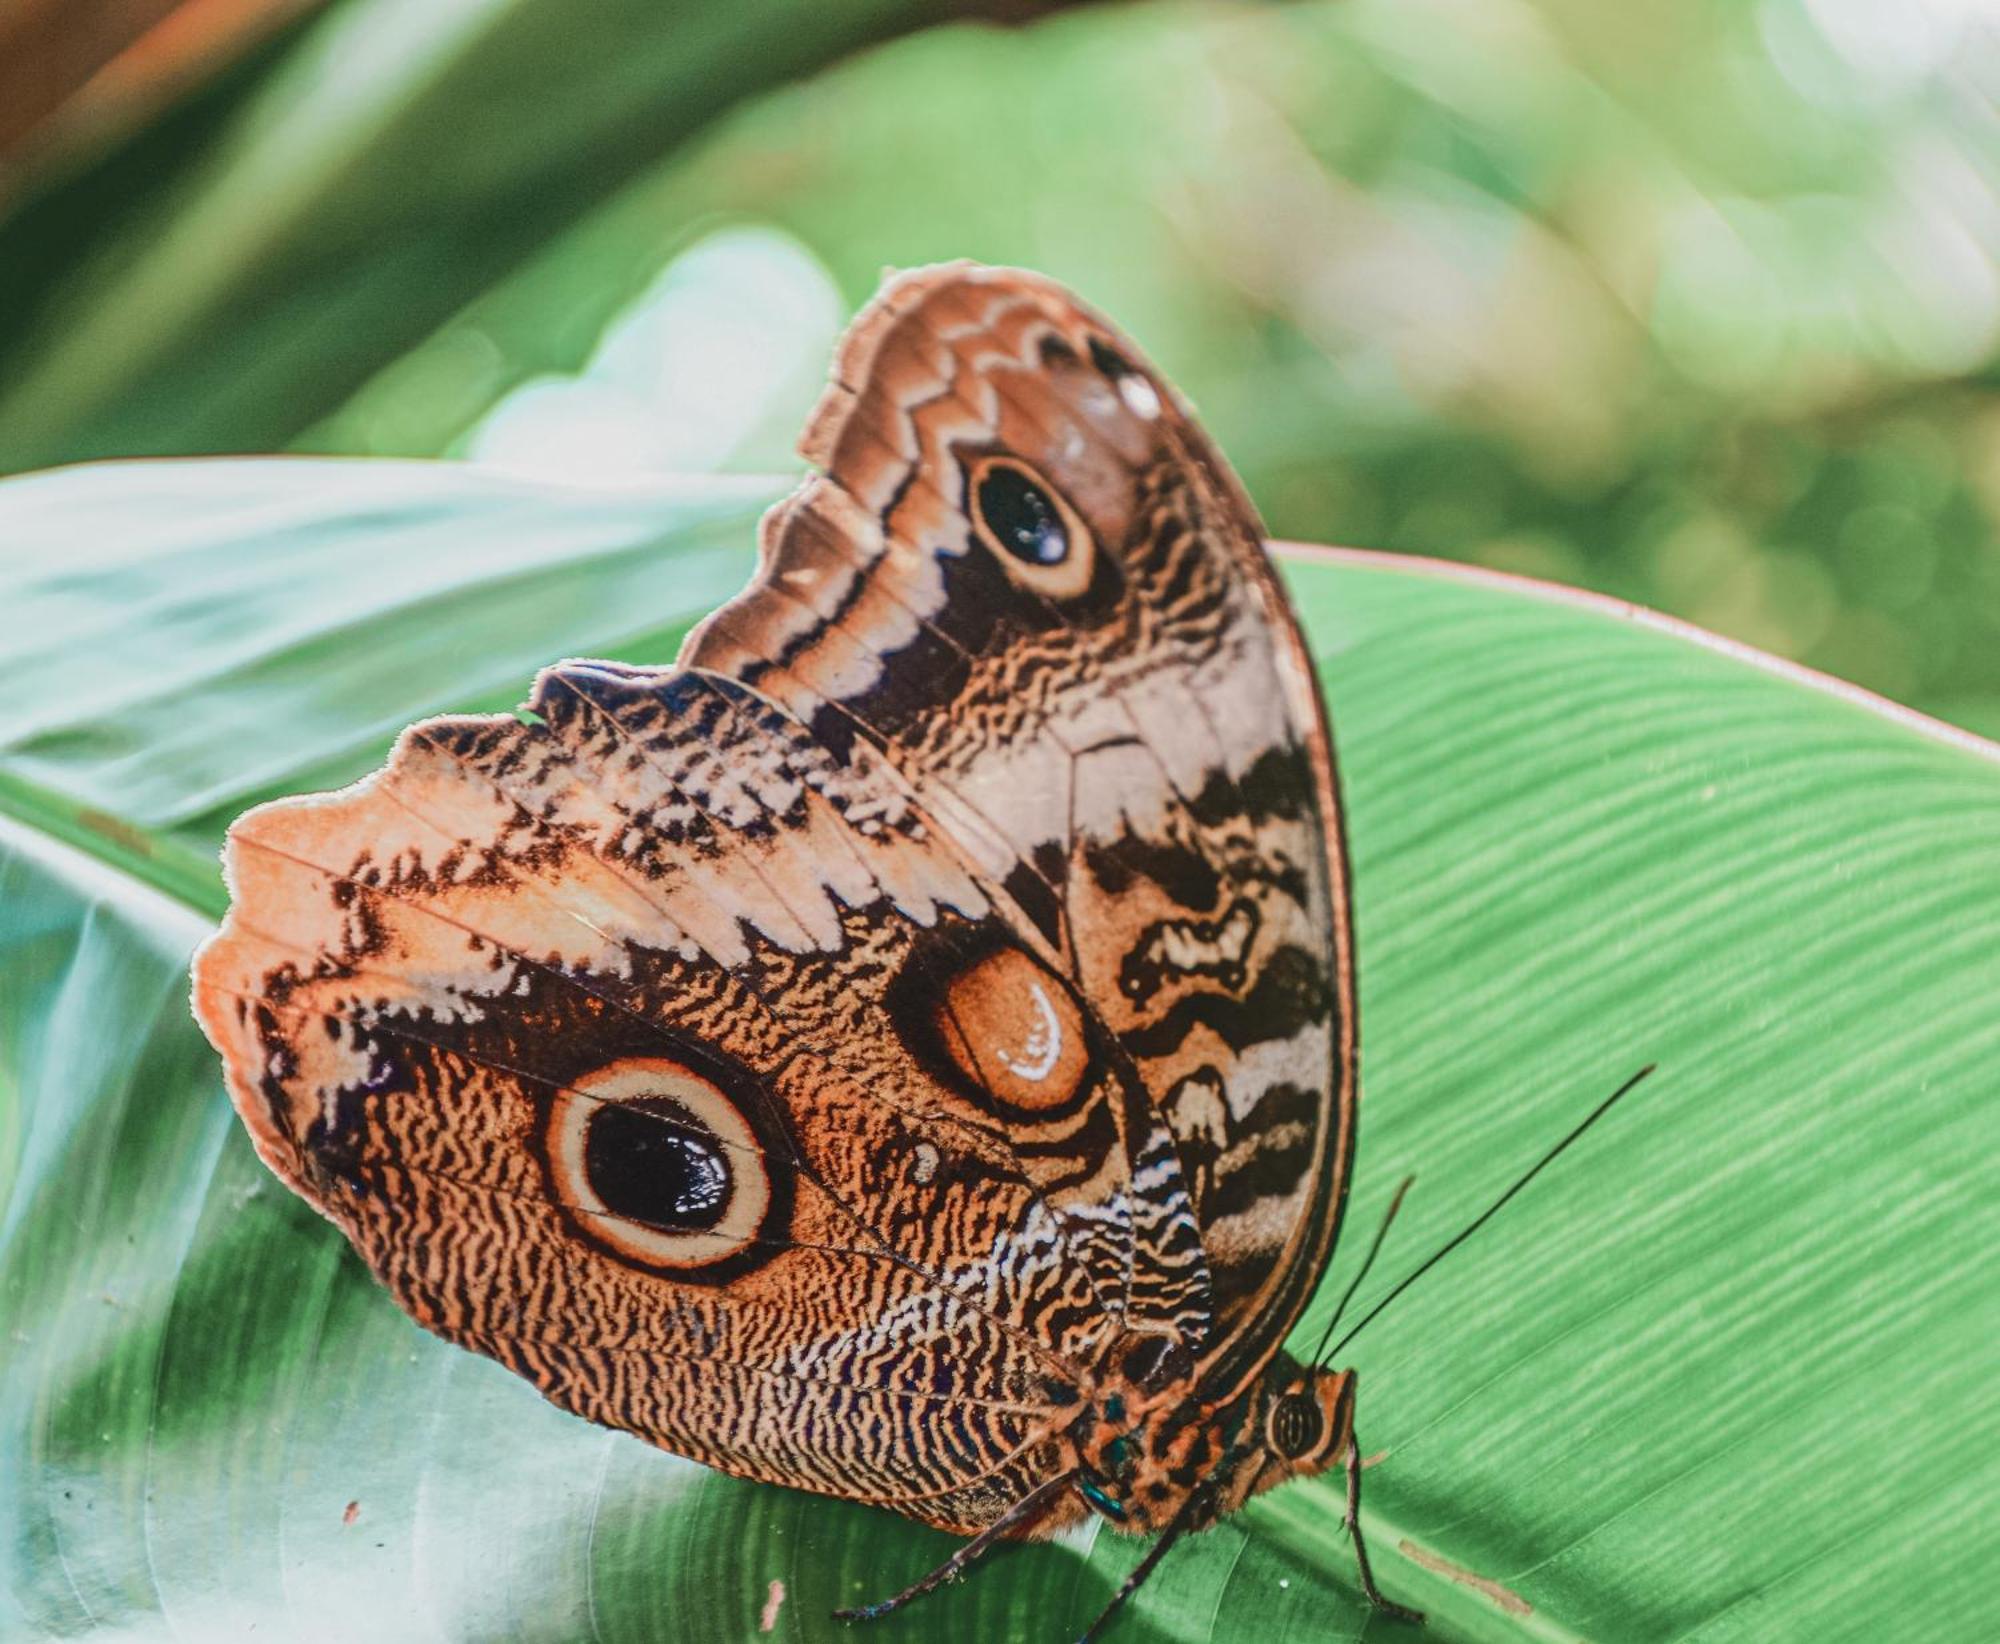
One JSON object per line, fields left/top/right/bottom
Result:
{"left": 833, "top": 1472, "right": 1076, "bottom": 1623}
{"left": 1344, "top": 1432, "right": 1423, "bottom": 1625}
{"left": 1074, "top": 1478, "right": 1215, "bottom": 1644}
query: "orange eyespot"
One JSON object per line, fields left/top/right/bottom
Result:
{"left": 937, "top": 947, "right": 1090, "bottom": 1114}
{"left": 967, "top": 455, "right": 1095, "bottom": 600}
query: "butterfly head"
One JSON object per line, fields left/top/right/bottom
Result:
{"left": 1077, "top": 1351, "right": 1357, "bottom": 1533}
{"left": 1204, "top": 1356, "right": 1362, "bottom": 1523}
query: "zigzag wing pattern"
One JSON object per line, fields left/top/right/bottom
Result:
{"left": 194, "top": 655, "right": 1211, "bottom": 1529}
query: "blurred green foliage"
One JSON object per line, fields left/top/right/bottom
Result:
{"left": 4, "top": 0, "right": 1997, "bottom": 731}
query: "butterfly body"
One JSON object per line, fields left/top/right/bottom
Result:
{"left": 1052, "top": 1354, "right": 1356, "bottom": 1538}
{"left": 193, "top": 263, "right": 1384, "bottom": 1618}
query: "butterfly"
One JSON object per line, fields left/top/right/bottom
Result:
{"left": 192, "top": 262, "right": 1420, "bottom": 1635}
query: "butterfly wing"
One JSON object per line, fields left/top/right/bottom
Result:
{"left": 683, "top": 264, "right": 1356, "bottom": 1393}
{"left": 193, "top": 657, "right": 1210, "bottom": 1531}
{"left": 193, "top": 263, "right": 1351, "bottom": 1531}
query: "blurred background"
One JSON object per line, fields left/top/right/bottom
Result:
{"left": 2, "top": 0, "right": 1996, "bottom": 732}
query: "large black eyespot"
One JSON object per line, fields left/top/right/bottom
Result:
{"left": 584, "top": 1098, "right": 729, "bottom": 1230}
{"left": 1270, "top": 1391, "right": 1325, "bottom": 1460}
{"left": 546, "top": 1056, "right": 774, "bottom": 1275}
{"left": 966, "top": 454, "right": 1095, "bottom": 599}
{"left": 977, "top": 460, "right": 1069, "bottom": 566}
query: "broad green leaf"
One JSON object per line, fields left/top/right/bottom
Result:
{"left": 2, "top": 459, "right": 1996, "bottom": 1642}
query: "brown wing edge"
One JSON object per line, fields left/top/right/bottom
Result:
{"left": 188, "top": 715, "right": 503, "bottom": 1200}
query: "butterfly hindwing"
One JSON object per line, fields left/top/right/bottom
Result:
{"left": 194, "top": 653, "right": 1211, "bottom": 1528}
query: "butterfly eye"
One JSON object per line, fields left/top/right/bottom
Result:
{"left": 1269, "top": 1391, "right": 1325, "bottom": 1460}
{"left": 546, "top": 1056, "right": 773, "bottom": 1276}
{"left": 967, "top": 455, "right": 1095, "bottom": 600}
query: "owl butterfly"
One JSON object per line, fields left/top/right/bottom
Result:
{"left": 194, "top": 263, "right": 1408, "bottom": 1635}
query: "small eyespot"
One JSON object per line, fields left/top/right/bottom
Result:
{"left": 967, "top": 455, "right": 1094, "bottom": 600}
{"left": 1270, "top": 1391, "right": 1325, "bottom": 1460}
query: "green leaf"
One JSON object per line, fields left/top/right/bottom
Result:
{"left": 3, "top": 459, "right": 1996, "bottom": 1642}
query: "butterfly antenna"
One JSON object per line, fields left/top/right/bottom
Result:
{"left": 1324, "top": 1064, "right": 1656, "bottom": 1364}
{"left": 1310, "top": 1174, "right": 1414, "bottom": 1369}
